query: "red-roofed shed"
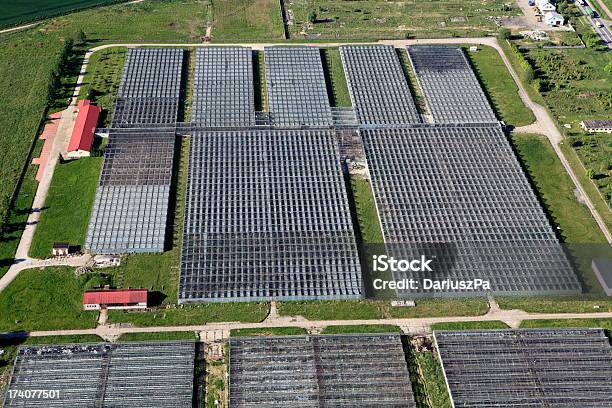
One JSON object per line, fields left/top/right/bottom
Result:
{"left": 83, "top": 288, "right": 148, "bottom": 310}
{"left": 67, "top": 100, "right": 100, "bottom": 159}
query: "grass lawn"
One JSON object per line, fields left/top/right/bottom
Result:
{"left": 520, "top": 318, "right": 612, "bottom": 331}
{"left": 78, "top": 47, "right": 126, "bottom": 126}
{"left": 414, "top": 351, "right": 452, "bottom": 408}
{"left": 321, "top": 48, "right": 351, "bottom": 107}
{"left": 107, "top": 302, "right": 269, "bottom": 327}
{"left": 465, "top": 45, "right": 535, "bottom": 127}
{"left": 320, "top": 324, "right": 401, "bottom": 334}
{"left": 287, "top": 0, "right": 521, "bottom": 40}
{"left": 230, "top": 327, "right": 308, "bottom": 337}
{"left": 350, "top": 176, "right": 383, "bottom": 244}
{"left": 211, "top": 0, "right": 284, "bottom": 40}
{"left": 30, "top": 157, "right": 103, "bottom": 259}
{"left": 0, "top": 267, "right": 99, "bottom": 332}
{"left": 511, "top": 134, "right": 606, "bottom": 244}
{"left": 497, "top": 296, "right": 612, "bottom": 313}
{"left": 117, "top": 331, "right": 199, "bottom": 342}
{"left": 278, "top": 298, "right": 489, "bottom": 320}
{"left": 431, "top": 321, "right": 509, "bottom": 331}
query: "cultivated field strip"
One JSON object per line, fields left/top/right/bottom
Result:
{"left": 361, "top": 124, "right": 581, "bottom": 296}
{"left": 407, "top": 45, "right": 497, "bottom": 124}
{"left": 112, "top": 48, "right": 184, "bottom": 127}
{"left": 435, "top": 329, "right": 612, "bottom": 407}
{"left": 179, "top": 129, "right": 362, "bottom": 302}
{"left": 264, "top": 47, "right": 333, "bottom": 128}
{"left": 3, "top": 342, "right": 195, "bottom": 408}
{"left": 229, "top": 334, "right": 417, "bottom": 407}
{"left": 192, "top": 47, "right": 255, "bottom": 127}
{"left": 339, "top": 45, "right": 421, "bottom": 125}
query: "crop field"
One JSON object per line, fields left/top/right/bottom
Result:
{"left": 0, "top": 0, "right": 121, "bottom": 28}
{"left": 287, "top": 0, "right": 521, "bottom": 40}
{"left": 524, "top": 48, "right": 612, "bottom": 206}
{"left": 211, "top": 0, "right": 284, "bottom": 40}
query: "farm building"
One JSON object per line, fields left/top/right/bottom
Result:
{"left": 592, "top": 258, "right": 612, "bottom": 296}
{"left": 544, "top": 11, "right": 564, "bottom": 26}
{"left": 65, "top": 99, "right": 100, "bottom": 159}
{"left": 52, "top": 242, "right": 70, "bottom": 257}
{"left": 83, "top": 288, "right": 148, "bottom": 310}
{"left": 581, "top": 119, "right": 612, "bottom": 133}
{"left": 537, "top": 0, "right": 557, "bottom": 12}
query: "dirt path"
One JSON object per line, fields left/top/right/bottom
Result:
{"left": 0, "top": 23, "right": 38, "bottom": 35}
{"left": 22, "top": 309, "right": 612, "bottom": 341}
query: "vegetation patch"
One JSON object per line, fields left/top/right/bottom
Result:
{"left": 0, "top": 0, "right": 123, "bottom": 28}
{"left": 413, "top": 350, "right": 453, "bottom": 408}
{"left": 107, "top": 302, "right": 270, "bottom": 327}
{"left": 211, "top": 0, "right": 284, "bottom": 40}
{"left": 30, "top": 157, "right": 103, "bottom": 259}
{"left": 278, "top": 298, "right": 489, "bottom": 320}
{"left": 0, "top": 267, "right": 99, "bottom": 332}
{"left": 117, "top": 331, "right": 199, "bottom": 342}
{"left": 520, "top": 318, "right": 612, "bottom": 331}
{"left": 350, "top": 176, "right": 383, "bottom": 244}
{"left": 320, "top": 324, "right": 401, "bottom": 334}
{"left": 288, "top": 0, "right": 520, "bottom": 40}
{"left": 498, "top": 296, "right": 612, "bottom": 313}
{"left": 431, "top": 321, "right": 509, "bottom": 331}
{"left": 465, "top": 45, "right": 535, "bottom": 126}
{"left": 321, "top": 48, "right": 351, "bottom": 107}
{"left": 205, "top": 344, "right": 227, "bottom": 408}
{"left": 79, "top": 47, "right": 126, "bottom": 126}
{"left": 230, "top": 327, "right": 308, "bottom": 337}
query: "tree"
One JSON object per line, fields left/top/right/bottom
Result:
{"left": 498, "top": 28, "right": 511, "bottom": 41}
{"left": 308, "top": 10, "right": 317, "bottom": 24}
{"left": 75, "top": 29, "right": 86, "bottom": 45}
{"left": 586, "top": 168, "right": 595, "bottom": 179}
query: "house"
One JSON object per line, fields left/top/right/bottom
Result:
{"left": 65, "top": 99, "right": 101, "bottom": 159}
{"left": 83, "top": 288, "right": 148, "bottom": 310}
{"left": 52, "top": 242, "right": 70, "bottom": 257}
{"left": 544, "top": 11, "right": 564, "bottom": 26}
{"left": 537, "top": 0, "right": 557, "bottom": 11}
{"left": 581, "top": 120, "right": 612, "bottom": 133}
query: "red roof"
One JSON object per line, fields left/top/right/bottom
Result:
{"left": 68, "top": 100, "right": 100, "bottom": 152}
{"left": 83, "top": 289, "right": 147, "bottom": 305}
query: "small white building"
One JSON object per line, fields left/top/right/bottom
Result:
{"left": 545, "top": 11, "right": 564, "bottom": 26}
{"left": 540, "top": 2, "right": 557, "bottom": 12}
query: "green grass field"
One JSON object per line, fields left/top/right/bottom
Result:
{"left": 414, "top": 351, "right": 452, "bottom": 408}
{"left": 431, "top": 321, "right": 509, "bottom": 331}
{"left": 211, "top": 0, "right": 284, "bottom": 40}
{"left": 465, "top": 46, "right": 535, "bottom": 127}
{"left": 107, "top": 302, "right": 269, "bottom": 326}
{"left": 78, "top": 47, "right": 126, "bottom": 126}
{"left": 350, "top": 176, "right": 383, "bottom": 244}
{"left": 0, "top": 141, "right": 42, "bottom": 279}
{"left": 288, "top": 0, "right": 520, "bottom": 40}
{"left": 520, "top": 318, "right": 612, "bottom": 331}
{"left": 30, "top": 157, "right": 103, "bottom": 258}
{"left": 117, "top": 331, "right": 199, "bottom": 342}
{"left": 230, "top": 327, "right": 308, "bottom": 337}
{"left": 320, "top": 324, "right": 401, "bottom": 334}
{"left": 511, "top": 134, "right": 606, "bottom": 244}
{"left": 278, "top": 298, "right": 489, "bottom": 320}
{"left": 498, "top": 296, "right": 612, "bottom": 313}
{"left": 0, "top": 0, "right": 123, "bottom": 28}
{"left": 0, "top": 267, "right": 99, "bottom": 332}
{"left": 321, "top": 48, "right": 351, "bottom": 107}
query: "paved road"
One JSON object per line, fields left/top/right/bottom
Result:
{"left": 593, "top": 0, "right": 612, "bottom": 18}
{"left": 578, "top": 0, "right": 612, "bottom": 48}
